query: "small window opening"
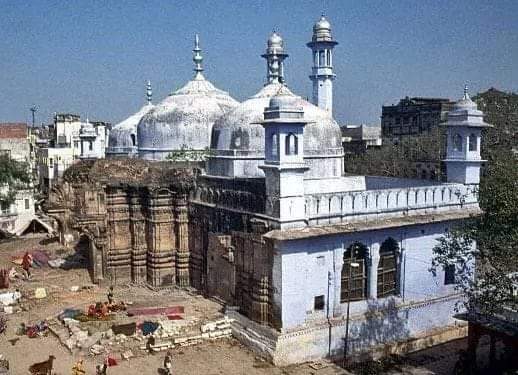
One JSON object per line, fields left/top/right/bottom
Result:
{"left": 468, "top": 133, "right": 477, "bottom": 151}
{"left": 314, "top": 295, "right": 325, "bottom": 311}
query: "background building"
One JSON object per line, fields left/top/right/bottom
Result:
{"left": 382, "top": 97, "right": 455, "bottom": 138}
{"left": 0, "top": 123, "right": 37, "bottom": 235}
{"left": 36, "top": 114, "right": 110, "bottom": 194}
{"left": 341, "top": 124, "right": 382, "bottom": 156}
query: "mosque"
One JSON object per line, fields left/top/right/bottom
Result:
{"left": 59, "top": 16, "right": 490, "bottom": 364}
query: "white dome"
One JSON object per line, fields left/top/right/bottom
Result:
{"left": 107, "top": 103, "right": 153, "bottom": 157}
{"left": 208, "top": 83, "right": 343, "bottom": 178}
{"left": 137, "top": 76, "right": 238, "bottom": 161}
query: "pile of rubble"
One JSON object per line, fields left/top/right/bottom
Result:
{"left": 49, "top": 312, "right": 235, "bottom": 358}
{"left": 144, "top": 317, "right": 234, "bottom": 352}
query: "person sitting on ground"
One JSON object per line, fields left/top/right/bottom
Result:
{"left": 22, "top": 252, "right": 33, "bottom": 280}
{"left": 164, "top": 350, "right": 173, "bottom": 375}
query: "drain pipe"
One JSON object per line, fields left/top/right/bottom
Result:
{"left": 327, "top": 270, "right": 332, "bottom": 357}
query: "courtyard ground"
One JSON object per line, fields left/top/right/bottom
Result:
{"left": 0, "top": 235, "right": 491, "bottom": 375}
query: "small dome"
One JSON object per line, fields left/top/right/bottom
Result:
{"left": 454, "top": 86, "right": 477, "bottom": 111}
{"left": 311, "top": 15, "right": 335, "bottom": 42}
{"left": 268, "top": 32, "right": 283, "bottom": 48}
{"left": 107, "top": 103, "right": 153, "bottom": 157}
{"left": 268, "top": 94, "right": 299, "bottom": 110}
{"left": 314, "top": 15, "right": 331, "bottom": 32}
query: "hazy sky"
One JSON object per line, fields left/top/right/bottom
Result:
{"left": 1, "top": 0, "right": 517, "bottom": 126}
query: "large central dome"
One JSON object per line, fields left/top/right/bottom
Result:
{"left": 208, "top": 82, "right": 343, "bottom": 178}
{"left": 138, "top": 36, "right": 238, "bottom": 161}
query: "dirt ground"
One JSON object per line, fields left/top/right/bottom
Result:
{"left": 0, "top": 235, "right": 349, "bottom": 375}
{"left": 1, "top": 235, "right": 501, "bottom": 375}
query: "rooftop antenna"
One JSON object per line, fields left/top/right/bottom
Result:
{"left": 30, "top": 105, "right": 38, "bottom": 128}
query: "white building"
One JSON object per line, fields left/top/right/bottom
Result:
{"left": 0, "top": 123, "right": 40, "bottom": 235}
{"left": 79, "top": 119, "right": 109, "bottom": 159}
{"left": 37, "top": 147, "right": 75, "bottom": 193}
{"left": 36, "top": 114, "right": 109, "bottom": 192}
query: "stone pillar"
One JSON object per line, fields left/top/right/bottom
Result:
{"left": 105, "top": 187, "right": 132, "bottom": 284}
{"left": 146, "top": 190, "right": 175, "bottom": 287}
{"left": 368, "top": 243, "right": 380, "bottom": 299}
{"left": 129, "top": 188, "right": 146, "bottom": 284}
{"left": 175, "top": 194, "right": 190, "bottom": 287}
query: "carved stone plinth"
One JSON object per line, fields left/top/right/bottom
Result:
{"left": 147, "top": 251, "right": 175, "bottom": 287}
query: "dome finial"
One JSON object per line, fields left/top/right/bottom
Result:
{"left": 146, "top": 80, "right": 152, "bottom": 105}
{"left": 463, "top": 84, "right": 469, "bottom": 100}
{"left": 193, "top": 33, "right": 204, "bottom": 80}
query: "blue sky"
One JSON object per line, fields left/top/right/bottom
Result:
{"left": 0, "top": 0, "right": 517, "bottom": 126}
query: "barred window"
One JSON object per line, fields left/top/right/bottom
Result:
{"left": 341, "top": 242, "right": 368, "bottom": 302}
{"left": 377, "top": 237, "right": 399, "bottom": 298}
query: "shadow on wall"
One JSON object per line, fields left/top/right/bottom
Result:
{"left": 349, "top": 298, "right": 410, "bottom": 355}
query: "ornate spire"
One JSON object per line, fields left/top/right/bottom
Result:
{"left": 193, "top": 34, "right": 204, "bottom": 80}
{"left": 262, "top": 32, "right": 288, "bottom": 85}
{"left": 146, "top": 80, "right": 152, "bottom": 105}
{"left": 463, "top": 84, "right": 469, "bottom": 100}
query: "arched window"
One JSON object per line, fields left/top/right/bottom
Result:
{"left": 341, "top": 242, "right": 368, "bottom": 302}
{"left": 130, "top": 134, "right": 136, "bottom": 147}
{"left": 271, "top": 133, "right": 278, "bottom": 158}
{"left": 326, "top": 50, "right": 331, "bottom": 66}
{"left": 453, "top": 133, "right": 463, "bottom": 152}
{"left": 377, "top": 238, "right": 399, "bottom": 298}
{"left": 285, "top": 133, "right": 298, "bottom": 155}
{"left": 468, "top": 133, "right": 477, "bottom": 151}
{"left": 319, "top": 50, "right": 325, "bottom": 66}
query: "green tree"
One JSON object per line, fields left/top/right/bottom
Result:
{"left": 0, "top": 153, "right": 32, "bottom": 205}
{"left": 430, "top": 150, "right": 518, "bottom": 315}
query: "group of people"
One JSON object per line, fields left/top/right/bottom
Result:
{"left": 69, "top": 351, "right": 172, "bottom": 375}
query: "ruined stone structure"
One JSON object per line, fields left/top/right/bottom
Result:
{"left": 46, "top": 159, "right": 195, "bottom": 288}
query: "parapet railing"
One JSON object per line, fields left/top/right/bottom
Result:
{"left": 304, "top": 183, "right": 477, "bottom": 223}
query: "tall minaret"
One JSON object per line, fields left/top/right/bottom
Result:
{"left": 262, "top": 31, "right": 289, "bottom": 85}
{"left": 442, "top": 85, "right": 491, "bottom": 185}
{"left": 193, "top": 34, "right": 204, "bottom": 80}
{"left": 146, "top": 80, "right": 153, "bottom": 105}
{"left": 307, "top": 15, "right": 338, "bottom": 114}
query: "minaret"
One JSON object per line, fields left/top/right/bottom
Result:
{"left": 307, "top": 15, "right": 338, "bottom": 114}
{"left": 193, "top": 34, "right": 204, "bottom": 80}
{"left": 262, "top": 31, "right": 289, "bottom": 85}
{"left": 442, "top": 85, "right": 491, "bottom": 185}
{"left": 259, "top": 94, "right": 309, "bottom": 229}
{"left": 146, "top": 80, "right": 152, "bottom": 105}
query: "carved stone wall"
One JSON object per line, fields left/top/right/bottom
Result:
{"left": 47, "top": 159, "right": 278, "bottom": 328}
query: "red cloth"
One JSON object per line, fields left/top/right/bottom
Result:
{"left": 22, "top": 252, "right": 33, "bottom": 270}
{"left": 106, "top": 356, "right": 117, "bottom": 366}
